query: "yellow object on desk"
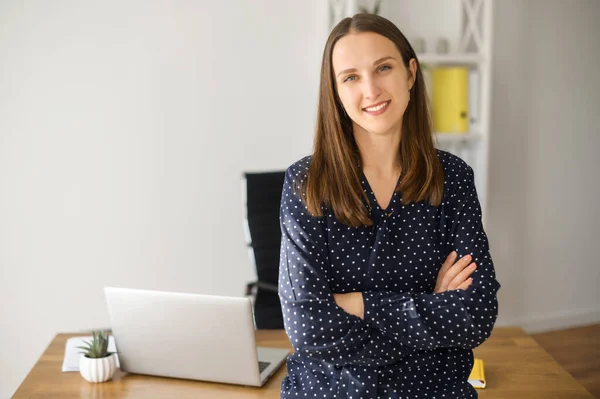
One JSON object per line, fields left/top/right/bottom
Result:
{"left": 468, "top": 358, "right": 486, "bottom": 389}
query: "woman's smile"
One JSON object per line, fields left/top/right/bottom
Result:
{"left": 362, "top": 100, "right": 391, "bottom": 116}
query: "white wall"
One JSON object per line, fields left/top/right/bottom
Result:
{"left": 2, "top": 0, "right": 600, "bottom": 397}
{"left": 0, "top": 1, "right": 327, "bottom": 396}
{"left": 520, "top": 0, "right": 600, "bottom": 331}
{"left": 486, "top": 0, "right": 531, "bottom": 329}
{"left": 489, "top": 0, "right": 600, "bottom": 332}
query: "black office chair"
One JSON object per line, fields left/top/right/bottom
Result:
{"left": 242, "top": 171, "right": 286, "bottom": 329}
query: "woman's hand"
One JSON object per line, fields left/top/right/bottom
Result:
{"left": 332, "top": 292, "right": 364, "bottom": 319}
{"left": 434, "top": 251, "right": 477, "bottom": 293}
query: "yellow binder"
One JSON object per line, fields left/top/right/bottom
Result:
{"left": 431, "top": 67, "right": 469, "bottom": 133}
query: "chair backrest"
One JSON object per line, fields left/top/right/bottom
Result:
{"left": 241, "top": 171, "right": 286, "bottom": 328}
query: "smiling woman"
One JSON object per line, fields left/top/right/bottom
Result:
{"left": 304, "top": 14, "right": 444, "bottom": 229}
{"left": 277, "top": 13, "right": 500, "bottom": 399}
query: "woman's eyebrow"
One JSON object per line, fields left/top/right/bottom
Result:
{"left": 336, "top": 56, "right": 396, "bottom": 77}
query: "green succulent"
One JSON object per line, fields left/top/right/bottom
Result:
{"left": 77, "top": 330, "right": 113, "bottom": 359}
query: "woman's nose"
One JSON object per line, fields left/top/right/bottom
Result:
{"left": 363, "top": 78, "right": 382, "bottom": 100}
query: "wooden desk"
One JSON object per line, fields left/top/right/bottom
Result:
{"left": 12, "top": 328, "right": 593, "bottom": 398}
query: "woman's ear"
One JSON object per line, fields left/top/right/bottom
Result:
{"left": 408, "top": 58, "right": 418, "bottom": 89}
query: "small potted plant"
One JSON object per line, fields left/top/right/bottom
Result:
{"left": 77, "top": 330, "right": 117, "bottom": 383}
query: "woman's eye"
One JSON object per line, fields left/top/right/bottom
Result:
{"left": 378, "top": 65, "right": 391, "bottom": 72}
{"left": 343, "top": 75, "right": 357, "bottom": 83}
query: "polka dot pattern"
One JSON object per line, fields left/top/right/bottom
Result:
{"left": 278, "top": 149, "right": 500, "bottom": 398}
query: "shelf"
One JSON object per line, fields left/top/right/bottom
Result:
{"left": 434, "top": 131, "right": 483, "bottom": 143}
{"left": 417, "top": 53, "right": 483, "bottom": 66}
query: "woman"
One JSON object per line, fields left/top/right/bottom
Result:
{"left": 278, "top": 13, "right": 500, "bottom": 398}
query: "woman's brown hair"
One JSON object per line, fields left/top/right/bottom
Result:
{"left": 301, "top": 13, "right": 444, "bottom": 227}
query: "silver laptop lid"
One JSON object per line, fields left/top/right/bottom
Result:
{"left": 104, "top": 287, "right": 263, "bottom": 386}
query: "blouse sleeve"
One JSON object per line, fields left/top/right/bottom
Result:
{"left": 362, "top": 163, "right": 501, "bottom": 350}
{"left": 278, "top": 164, "right": 417, "bottom": 367}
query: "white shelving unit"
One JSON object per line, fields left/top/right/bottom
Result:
{"left": 327, "top": 0, "right": 494, "bottom": 225}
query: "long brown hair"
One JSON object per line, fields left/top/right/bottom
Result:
{"left": 301, "top": 13, "right": 444, "bottom": 227}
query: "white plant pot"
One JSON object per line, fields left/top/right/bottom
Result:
{"left": 79, "top": 353, "right": 117, "bottom": 383}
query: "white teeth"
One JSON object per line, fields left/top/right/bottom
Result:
{"left": 364, "top": 101, "right": 389, "bottom": 112}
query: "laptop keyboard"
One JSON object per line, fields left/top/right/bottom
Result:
{"left": 259, "top": 361, "right": 271, "bottom": 373}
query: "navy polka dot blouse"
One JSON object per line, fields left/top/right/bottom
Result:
{"left": 278, "top": 149, "right": 501, "bottom": 398}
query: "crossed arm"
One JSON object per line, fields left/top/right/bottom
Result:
{"left": 333, "top": 250, "right": 478, "bottom": 319}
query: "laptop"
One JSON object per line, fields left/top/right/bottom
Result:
{"left": 104, "top": 286, "right": 290, "bottom": 387}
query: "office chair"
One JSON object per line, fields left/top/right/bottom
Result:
{"left": 241, "top": 171, "right": 286, "bottom": 329}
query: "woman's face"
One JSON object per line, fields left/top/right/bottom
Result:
{"left": 332, "top": 31, "right": 416, "bottom": 137}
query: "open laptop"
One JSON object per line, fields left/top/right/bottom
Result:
{"left": 104, "top": 286, "right": 290, "bottom": 387}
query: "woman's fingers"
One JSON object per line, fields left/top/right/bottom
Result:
{"left": 439, "top": 251, "right": 458, "bottom": 275}
{"left": 434, "top": 252, "right": 457, "bottom": 293}
{"left": 456, "top": 278, "right": 474, "bottom": 291}
{"left": 448, "top": 262, "right": 477, "bottom": 290}
{"left": 440, "top": 254, "right": 473, "bottom": 288}
{"left": 435, "top": 252, "right": 478, "bottom": 293}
